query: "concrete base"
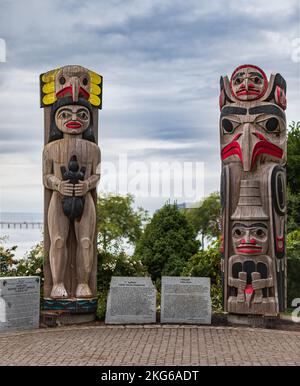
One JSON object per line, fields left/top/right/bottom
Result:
{"left": 280, "top": 313, "right": 300, "bottom": 323}
{"left": 41, "top": 311, "right": 96, "bottom": 327}
{"left": 228, "top": 313, "right": 278, "bottom": 328}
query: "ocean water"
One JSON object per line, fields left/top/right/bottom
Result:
{"left": 0, "top": 212, "right": 43, "bottom": 259}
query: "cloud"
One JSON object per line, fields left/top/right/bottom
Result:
{"left": 0, "top": 0, "right": 299, "bottom": 213}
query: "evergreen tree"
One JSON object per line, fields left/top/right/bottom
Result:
{"left": 134, "top": 203, "right": 200, "bottom": 284}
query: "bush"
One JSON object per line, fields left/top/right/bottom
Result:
{"left": 96, "top": 250, "right": 147, "bottom": 319}
{"left": 0, "top": 237, "right": 17, "bottom": 276}
{"left": 134, "top": 203, "right": 200, "bottom": 286}
{"left": 96, "top": 291, "right": 109, "bottom": 320}
{"left": 11, "top": 243, "right": 44, "bottom": 279}
{"left": 287, "top": 230, "right": 300, "bottom": 307}
{"left": 182, "top": 240, "right": 222, "bottom": 311}
{"left": 287, "top": 259, "right": 300, "bottom": 308}
{"left": 97, "top": 250, "right": 146, "bottom": 293}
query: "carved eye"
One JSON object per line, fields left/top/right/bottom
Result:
{"left": 77, "top": 111, "right": 89, "bottom": 120}
{"left": 222, "top": 118, "right": 240, "bottom": 134}
{"left": 235, "top": 78, "right": 242, "bottom": 85}
{"left": 59, "top": 76, "right": 66, "bottom": 85}
{"left": 256, "top": 229, "right": 265, "bottom": 237}
{"left": 222, "top": 119, "right": 233, "bottom": 133}
{"left": 258, "top": 117, "right": 281, "bottom": 134}
{"left": 58, "top": 111, "right": 71, "bottom": 120}
{"left": 266, "top": 118, "right": 279, "bottom": 132}
{"left": 254, "top": 76, "right": 262, "bottom": 84}
{"left": 233, "top": 229, "right": 242, "bottom": 236}
{"left": 82, "top": 77, "right": 88, "bottom": 86}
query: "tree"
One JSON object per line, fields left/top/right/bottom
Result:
{"left": 286, "top": 122, "right": 300, "bottom": 306}
{"left": 287, "top": 122, "right": 300, "bottom": 232}
{"left": 183, "top": 192, "right": 221, "bottom": 248}
{"left": 97, "top": 193, "right": 148, "bottom": 254}
{"left": 287, "top": 189, "right": 300, "bottom": 232}
{"left": 287, "top": 121, "right": 300, "bottom": 195}
{"left": 134, "top": 202, "right": 200, "bottom": 284}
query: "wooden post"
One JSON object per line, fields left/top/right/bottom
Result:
{"left": 40, "top": 65, "right": 102, "bottom": 315}
{"left": 219, "top": 65, "right": 287, "bottom": 316}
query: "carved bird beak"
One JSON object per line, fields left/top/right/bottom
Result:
{"left": 71, "top": 77, "right": 79, "bottom": 102}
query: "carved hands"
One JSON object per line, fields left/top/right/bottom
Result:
{"left": 252, "top": 277, "right": 273, "bottom": 290}
{"left": 46, "top": 173, "right": 98, "bottom": 197}
{"left": 58, "top": 180, "right": 74, "bottom": 196}
{"left": 229, "top": 277, "right": 247, "bottom": 290}
{"left": 229, "top": 276, "right": 273, "bottom": 290}
{"left": 74, "top": 180, "right": 89, "bottom": 196}
{"left": 57, "top": 179, "right": 90, "bottom": 197}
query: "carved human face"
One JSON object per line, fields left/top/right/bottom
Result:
{"left": 232, "top": 221, "right": 268, "bottom": 255}
{"left": 230, "top": 65, "right": 268, "bottom": 101}
{"left": 220, "top": 103, "right": 286, "bottom": 171}
{"left": 55, "top": 105, "right": 90, "bottom": 135}
{"left": 55, "top": 66, "right": 91, "bottom": 102}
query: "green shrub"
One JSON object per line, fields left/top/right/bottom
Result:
{"left": 97, "top": 250, "right": 146, "bottom": 293}
{"left": 182, "top": 240, "right": 222, "bottom": 311}
{"left": 97, "top": 291, "right": 109, "bottom": 320}
{"left": 134, "top": 203, "right": 200, "bottom": 284}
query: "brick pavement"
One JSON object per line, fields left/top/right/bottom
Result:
{"left": 0, "top": 325, "right": 299, "bottom": 366}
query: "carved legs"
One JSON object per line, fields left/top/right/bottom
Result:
{"left": 48, "top": 191, "right": 96, "bottom": 299}
{"left": 48, "top": 191, "right": 70, "bottom": 298}
{"left": 74, "top": 193, "right": 96, "bottom": 298}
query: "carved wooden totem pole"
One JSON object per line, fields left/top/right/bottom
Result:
{"left": 219, "top": 65, "right": 287, "bottom": 316}
{"left": 40, "top": 65, "right": 102, "bottom": 315}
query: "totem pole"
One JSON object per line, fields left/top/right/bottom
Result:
{"left": 219, "top": 65, "right": 287, "bottom": 316}
{"left": 40, "top": 65, "right": 102, "bottom": 315}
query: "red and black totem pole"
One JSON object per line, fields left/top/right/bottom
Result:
{"left": 219, "top": 65, "right": 287, "bottom": 316}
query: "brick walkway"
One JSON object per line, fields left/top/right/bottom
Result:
{"left": 0, "top": 325, "right": 299, "bottom": 366}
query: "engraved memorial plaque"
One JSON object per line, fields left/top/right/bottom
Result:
{"left": 161, "top": 277, "right": 211, "bottom": 324}
{"left": 0, "top": 276, "right": 40, "bottom": 332}
{"left": 105, "top": 277, "right": 156, "bottom": 324}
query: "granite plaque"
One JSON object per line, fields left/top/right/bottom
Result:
{"left": 105, "top": 277, "right": 156, "bottom": 324}
{"left": 161, "top": 276, "right": 211, "bottom": 324}
{"left": 0, "top": 276, "right": 40, "bottom": 332}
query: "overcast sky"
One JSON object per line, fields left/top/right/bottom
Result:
{"left": 0, "top": 0, "right": 299, "bottom": 214}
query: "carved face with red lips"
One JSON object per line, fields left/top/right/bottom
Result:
{"left": 232, "top": 221, "right": 268, "bottom": 255}
{"left": 230, "top": 65, "right": 268, "bottom": 101}
{"left": 55, "top": 105, "right": 90, "bottom": 135}
{"left": 55, "top": 67, "right": 90, "bottom": 102}
{"left": 220, "top": 103, "right": 286, "bottom": 171}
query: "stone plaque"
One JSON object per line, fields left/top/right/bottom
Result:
{"left": 0, "top": 276, "right": 40, "bottom": 332}
{"left": 105, "top": 277, "right": 156, "bottom": 324}
{"left": 161, "top": 277, "right": 211, "bottom": 324}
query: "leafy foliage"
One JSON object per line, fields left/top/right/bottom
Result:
{"left": 0, "top": 237, "right": 17, "bottom": 276}
{"left": 97, "top": 193, "right": 148, "bottom": 254}
{"left": 287, "top": 229, "right": 300, "bottom": 260}
{"left": 286, "top": 121, "right": 300, "bottom": 305}
{"left": 183, "top": 192, "right": 221, "bottom": 248}
{"left": 96, "top": 250, "right": 146, "bottom": 319}
{"left": 182, "top": 240, "right": 222, "bottom": 310}
{"left": 287, "top": 189, "right": 300, "bottom": 233}
{"left": 134, "top": 202, "right": 200, "bottom": 285}
{"left": 11, "top": 243, "right": 44, "bottom": 279}
{"left": 97, "top": 250, "right": 146, "bottom": 293}
{"left": 287, "top": 121, "right": 300, "bottom": 195}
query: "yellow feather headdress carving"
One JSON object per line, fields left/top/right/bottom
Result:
{"left": 40, "top": 65, "right": 103, "bottom": 109}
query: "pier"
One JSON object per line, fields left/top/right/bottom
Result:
{"left": 0, "top": 222, "right": 43, "bottom": 229}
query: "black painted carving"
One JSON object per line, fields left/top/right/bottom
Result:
{"left": 60, "top": 155, "right": 86, "bottom": 221}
